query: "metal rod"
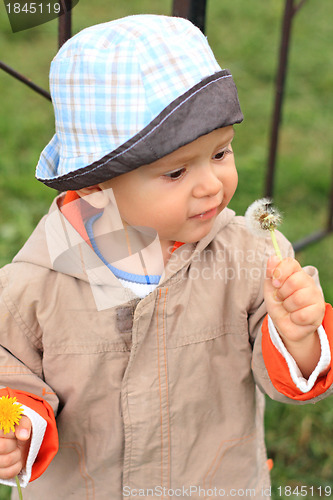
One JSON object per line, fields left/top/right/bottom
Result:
{"left": 0, "top": 60, "right": 51, "bottom": 101}
{"left": 294, "top": 155, "right": 333, "bottom": 251}
{"left": 172, "top": 0, "right": 191, "bottom": 18}
{"left": 293, "top": 0, "right": 307, "bottom": 14}
{"left": 328, "top": 151, "right": 333, "bottom": 231}
{"left": 58, "top": 0, "right": 72, "bottom": 48}
{"left": 265, "top": 0, "right": 295, "bottom": 197}
{"left": 172, "top": 0, "right": 207, "bottom": 33}
{"left": 293, "top": 229, "right": 329, "bottom": 253}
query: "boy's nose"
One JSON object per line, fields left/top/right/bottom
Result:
{"left": 192, "top": 166, "right": 222, "bottom": 199}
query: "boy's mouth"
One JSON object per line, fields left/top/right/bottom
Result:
{"left": 189, "top": 206, "right": 219, "bottom": 220}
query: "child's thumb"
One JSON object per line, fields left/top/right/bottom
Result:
{"left": 266, "top": 255, "right": 282, "bottom": 279}
{"left": 15, "top": 416, "right": 32, "bottom": 442}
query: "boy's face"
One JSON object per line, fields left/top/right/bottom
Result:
{"left": 101, "top": 126, "right": 237, "bottom": 250}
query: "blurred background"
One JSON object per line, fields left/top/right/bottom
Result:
{"left": 0, "top": 1, "right": 332, "bottom": 498}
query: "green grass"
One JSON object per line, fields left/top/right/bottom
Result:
{"left": 0, "top": 1, "right": 333, "bottom": 498}
{"left": 0, "top": 486, "right": 11, "bottom": 500}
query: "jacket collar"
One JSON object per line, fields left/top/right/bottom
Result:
{"left": 13, "top": 193, "right": 235, "bottom": 302}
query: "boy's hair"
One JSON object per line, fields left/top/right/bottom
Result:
{"left": 36, "top": 14, "right": 243, "bottom": 192}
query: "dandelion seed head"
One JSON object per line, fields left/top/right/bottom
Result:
{"left": 245, "top": 198, "right": 282, "bottom": 237}
{"left": 0, "top": 396, "right": 23, "bottom": 435}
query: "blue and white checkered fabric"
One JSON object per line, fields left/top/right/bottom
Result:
{"left": 36, "top": 15, "right": 222, "bottom": 184}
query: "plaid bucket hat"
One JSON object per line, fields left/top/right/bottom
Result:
{"left": 36, "top": 14, "right": 243, "bottom": 191}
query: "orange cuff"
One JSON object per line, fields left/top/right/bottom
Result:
{"left": 0, "top": 387, "right": 58, "bottom": 481}
{"left": 262, "top": 303, "right": 333, "bottom": 401}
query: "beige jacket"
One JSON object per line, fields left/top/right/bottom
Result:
{"left": 0, "top": 196, "right": 331, "bottom": 500}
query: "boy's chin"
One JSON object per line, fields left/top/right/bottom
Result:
{"left": 179, "top": 226, "right": 216, "bottom": 245}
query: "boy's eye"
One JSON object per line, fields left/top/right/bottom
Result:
{"left": 213, "top": 147, "right": 232, "bottom": 161}
{"left": 163, "top": 167, "right": 186, "bottom": 180}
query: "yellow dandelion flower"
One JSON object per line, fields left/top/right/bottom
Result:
{"left": 0, "top": 396, "right": 24, "bottom": 498}
{"left": 0, "top": 395, "right": 23, "bottom": 435}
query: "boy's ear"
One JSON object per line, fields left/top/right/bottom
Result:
{"left": 75, "top": 185, "right": 109, "bottom": 209}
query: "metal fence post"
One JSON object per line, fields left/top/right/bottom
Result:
{"left": 328, "top": 153, "right": 333, "bottom": 231}
{"left": 265, "top": 0, "right": 296, "bottom": 198}
{"left": 59, "top": 0, "right": 72, "bottom": 48}
{"left": 172, "top": 0, "right": 207, "bottom": 33}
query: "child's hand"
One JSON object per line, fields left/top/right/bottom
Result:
{"left": 265, "top": 256, "right": 325, "bottom": 340}
{"left": 0, "top": 416, "right": 31, "bottom": 480}
{"left": 264, "top": 256, "right": 326, "bottom": 377}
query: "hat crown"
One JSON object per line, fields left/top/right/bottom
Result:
{"left": 49, "top": 15, "right": 220, "bottom": 167}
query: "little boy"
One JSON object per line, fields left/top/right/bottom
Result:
{"left": 0, "top": 14, "right": 332, "bottom": 500}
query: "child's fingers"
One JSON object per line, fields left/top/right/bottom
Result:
{"left": 289, "top": 304, "right": 324, "bottom": 328}
{"left": 269, "top": 257, "right": 302, "bottom": 287}
{"left": 15, "top": 416, "right": 32, "bottom": 475}
{"left": 271, "top": 261, "right": 322, "bottom": 308}
{"left": 266, "top": 255, "right": 325, "bottom": 333}
{"left": 269, "top": 259, "right": 322, "bottom": 311}
{"left": 267, "top": 257, "right": 309, "bottom": 299}
{"left": 280, "top": 287, "right": 312, "bottom": 313}
{"left": 0, "top": 450, "right": 23, "bottom": 480}
{"left": 0, "top": 429, "right": 15, "bottom": 439}
{"left": 280, "top": 292, "right": 324, "bottom": 328}
{"left": 0, "top": 416, "right": 32, "bottom": 480}
{"left": 273, "top": 270, "right": 312, "bottom": 302}
{"left": 0, "top": 437, "right": 23, "bottom": 480}
{"left": 15, "top": 416, "right": 32, "bottom": 442}
{"left": 266, "top": 255, "right": 281, "bottom": 280}
{"left": 0, "top": 434, "right": 17, "bottom": 454}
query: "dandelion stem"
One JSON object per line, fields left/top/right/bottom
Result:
{"left": 270, "top": 229, "right": 282, "bottom": 260}
{"left": 15, "top": 475, "right": 23, "bottom": 500}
